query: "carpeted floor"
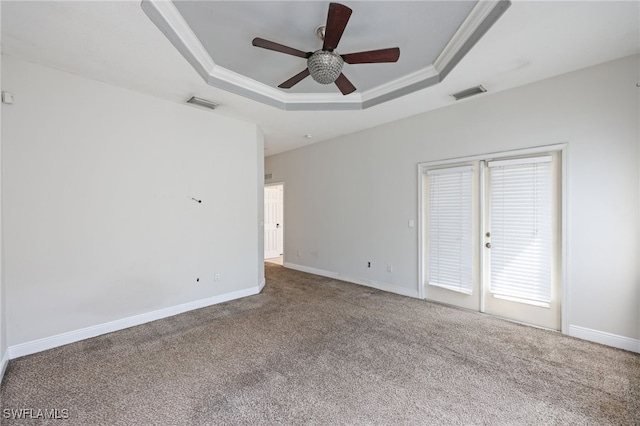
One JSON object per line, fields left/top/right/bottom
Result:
{"left": 1, "top": 263, "right": 639, "bottom": 425}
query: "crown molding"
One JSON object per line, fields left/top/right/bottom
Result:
{"left": 436, "top": 0, "right": 511, "bottom": 80}
{"left": 361, "top": 65, "right": 439, "bottom": 103}
{"left": 434, "top": 0, "right": 503, "bottom": 73}
{"left": 141, "top": 0, "right": 214, "bottom": 80}
{"left": 141, "top": 0, "right": 511, "bottom": 111}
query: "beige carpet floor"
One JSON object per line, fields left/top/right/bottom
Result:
{"left": 1, "top": 263, "right": 639, "bottom": 425}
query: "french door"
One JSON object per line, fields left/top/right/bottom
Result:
{"left": 481, "top": 154, "right": 561, "bottom": 329}
{"left": 422, "top": 148, "right": 562, "bottom": 330}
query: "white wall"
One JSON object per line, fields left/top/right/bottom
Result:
{"left": 0, "top": 3, "right": 7, "bottom": 378}
{"left": 266, "top": 55, "right": 640, "bottom": 347}
{"left": 2, "top": 57, "right": 264, "bottom": 348}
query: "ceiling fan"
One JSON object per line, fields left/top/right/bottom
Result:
{"left": 252, "top": 2, "right": 400, "bottom": 95}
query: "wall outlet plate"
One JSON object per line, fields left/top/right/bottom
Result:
{"left": 2, "top": 91, "right": 14, "bottom": 104}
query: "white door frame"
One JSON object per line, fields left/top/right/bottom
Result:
{"left": 418, "top": 143, "right": 568, "bottom": 333}
{"left": 264, "top": 182, "right": 285, "bottom": 260}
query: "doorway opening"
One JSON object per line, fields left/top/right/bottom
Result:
{"left": 264, "top": 183, "right": 284, "bottom": 265}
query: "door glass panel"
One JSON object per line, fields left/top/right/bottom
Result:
{"left": 488, "top": 157, "right": 552, "bottom": 304}
{"left": 428, "top": 166, "right": 473, "bottom": 294}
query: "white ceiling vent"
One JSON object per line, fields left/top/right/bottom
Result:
{"left": 451, "top": 85, "right": 487, "bottom": 101}
{"left": 187, "top": 96, "right": 219, "bottom": 110}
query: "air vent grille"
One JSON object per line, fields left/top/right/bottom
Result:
{"left": 451, "top": 85, "right": 487, "bottom": 101}
{"left": 186, "top": 96, "right": 219, "bottom": 110}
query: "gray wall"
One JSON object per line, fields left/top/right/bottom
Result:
{"left": 266, "top": 55, "right": 640, "bottom": 347}
{"left": 2, "top": 57, "right": 264, "bottom": 347}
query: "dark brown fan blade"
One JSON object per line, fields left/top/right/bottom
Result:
{"left": 278, "top": 68, "right": 311, "bottom": 89}
{"left": 341, "top": 47, "right": 400, "bottom": 64}
{"left": 252, "top": 38, "right": 311, "bottom": 59}
{"left": 334, "top": 73, "right": 356, "bottom": 95}
{"left": 323, "top": 3, "right": 352, "bottom": 51}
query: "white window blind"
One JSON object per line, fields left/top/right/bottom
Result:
{"left": 427, "top": 166, "right": 473, "bottom": 294}
{"left": 488, "top": 156, "right": 552, "bottom": 303}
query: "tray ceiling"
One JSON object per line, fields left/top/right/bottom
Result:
{"left": 142, "top": 0, "right": 511, "bottom": 110}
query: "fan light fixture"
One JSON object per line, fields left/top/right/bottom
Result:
{"left": 307, "top": 50, "right": 344, "bottom": 84}
{"left": 251, "top": 3, "right": 400, "bottom": 95}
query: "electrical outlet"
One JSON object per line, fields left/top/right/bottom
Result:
{"left": 214, "top": 274, "right": 221, "bottom": 282}
{"left": 387, "top": 264, "right": 393, "bottom": 273}
{"left": 367, "top": 261, "right": 371, "bottom": 268}
{"left": 297, "top": 249, "right": 301, "bottom": 257}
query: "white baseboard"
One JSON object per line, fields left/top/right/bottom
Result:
{"left": 0, "top": 349, "right": 8, "bottom": 386}
{"left": 258, "top": 277, "right": 266, "bottom": 292}
{"left": 8, "top": 284, "right": 263, "bottom": 360}
{"left": 568, "top": 325, "right": 640, "bottom": 353}
{"left": 283, "top": 262, "right": 420, "bottom": 299}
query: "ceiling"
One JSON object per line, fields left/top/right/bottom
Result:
{"left": 173, "top": 1, "right": 478, "bottom": 93}
{"left": 143, "top": 0, "right": 498, "bottom": 110}
{"left": 2, "top": 1, "right": 639, "bottom": 156}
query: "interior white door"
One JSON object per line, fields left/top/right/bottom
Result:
{"left": 264, "top": 185, "right": 283, "bottom": 259}
{"left": 482, "top": 154, "right": 561, "bottom": 330}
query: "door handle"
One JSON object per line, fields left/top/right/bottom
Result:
{"left": 485, "top": 242, "right": 491, "bottom": 249}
